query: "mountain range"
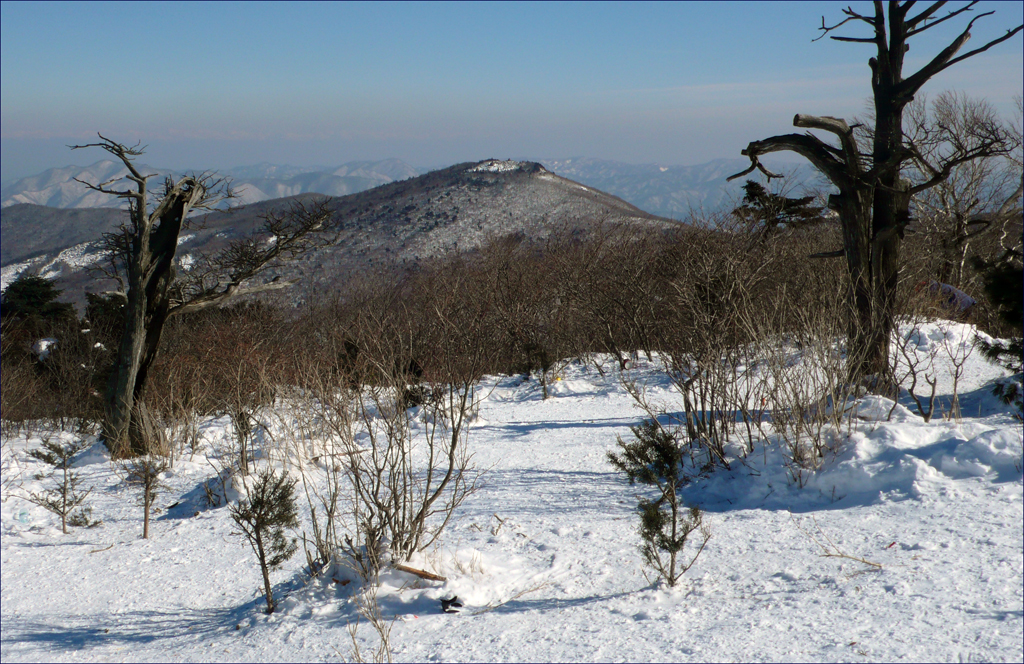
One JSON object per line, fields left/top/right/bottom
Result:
{"left": 1, "top": 159, "right": 674, "bottom": 307}
{"left": 1, "top": 156, "right": 817, "bottom": 219}
{"left": 539, "top": 157, "right": 816, "bottom": 218}
{"left": 0, "top": 159, "right": 423, "bottom": 210}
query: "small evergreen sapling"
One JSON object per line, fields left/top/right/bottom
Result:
{"left": 972, "top": 252, "right": 1023, "bottom": 374}
{"left": 608, "top": 420, "right": 711, "bottom": 587}
{"left": 230, "top": 467, "right": 299, "bottom": 614}
{"left": 25, "top": 436, "right": 97, "bottom": 534}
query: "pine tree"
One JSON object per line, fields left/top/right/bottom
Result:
{"left": 734, "top": 180, "right": 824, "bottom": 239}
{"left": 608, "top": 420, "right": 711, "bottom": 587}
{"left": 973, "top": 250, "right": 1023, "bottom": 375}
{"left": 230, "top": 467, "right": 299, "bottom": 613}
{"left": 120, "top": 454, "right": 170, "bottom": 539}
{"left": 84, "top": 291, "right": 126, "bottom": 345}
{"left": 1, "top": 274, "right": 76, "bottom": 334}
{"left": 25, "top": 437, "right": 96, "bottom": 534}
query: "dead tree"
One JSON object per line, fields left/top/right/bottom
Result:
{"left": 906, "top": 92, "right": 1023, "bottom": 289}
{"left": 729, "top": 2, "right": 1021, "bottom": 385}
{"left": 72, "top": 135, "right": 335, "bottom": 456}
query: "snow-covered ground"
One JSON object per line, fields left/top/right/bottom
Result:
{"left": 0, "top": 241, "right": 108, "bottom": 291}
{"left": 1, "top": 321, "right": 1021, "bottom": 662}
{"left": 469, "top": 160, "right": 526, "bottom": 173}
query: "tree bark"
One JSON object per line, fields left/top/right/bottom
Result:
{"left": 393, "top": 563, "right": 447, "bottom": 582}
{"left": 256, "top": 530, "right": 275, "bottom": 613}
{"left": 103, "top": 179, "right": 206, "bottom": 456}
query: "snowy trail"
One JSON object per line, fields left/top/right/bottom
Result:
{"left": 2, "top": 323, "right": 1022, "bottom": 662}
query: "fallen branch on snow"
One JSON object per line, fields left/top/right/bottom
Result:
{"left": 793, "top": 515, "right": 883, "bottom": 570}
{"left": 393, "top": 563, "right": 447, "bottom": 582}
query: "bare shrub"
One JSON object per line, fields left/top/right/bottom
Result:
{"left": 890, "top": 286, "right": 945, "bottom": 422}
{"left": 118, "top": 446, "right": 170, "bottom": 539}
{"left": 1, "top": 315, "right": 108, "bottom": 435}
{"left": 755, "top": 284, "right": 864, "bottom": 485}
{"left": 1, "top": 427, "right": 26, "bottom": 503}
{"left": 347, "top": 583, "right": 395, "bottom": 663}
{"left": 281, "top": 267, "right": 485, "bottom": 584}
{"left": 474, "top": 234, "right": 569, "bottom": 395}
{"left": 547, "top": 222, "right": 670, "bottom": 370}
{"left": 274, "top": 295, "right": 366, "bottom": 580}
{"left": 0, "top": 350, "right": 45, "bottom": 435}
{"left": 942, "top": 322, "right": 977, "bottom": 423}
{"left": 339, "top": 265, "right": 485, "bottom": 575}
{"left": 889, "top": 276, "right": 980, "bottom": 424}
{"left": 282, "top": 359, "right": 352, "bottom": 579}
{"left": 892, "top": 322, "right": 940, "bottom": 422}
{"left": 633, "top": 218, "right": 772, "bottom": 473}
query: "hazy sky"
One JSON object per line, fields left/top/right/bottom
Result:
{"left": 2, "top": 1, "right": 1021, "bottom": 181}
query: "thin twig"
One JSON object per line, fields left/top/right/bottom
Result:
{"left": 793, "top": 515, "right": 883, "bottom": 569}
{"left": 469, "top": 582, "right": 548, "bottom": 616}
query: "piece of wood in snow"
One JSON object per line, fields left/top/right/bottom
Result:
{"left": 393, "top": 564, "right": 447, "bottom": 582}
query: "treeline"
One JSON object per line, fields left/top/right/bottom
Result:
{"left": 0, "top": 210, "right": 1016, "bottom": 432}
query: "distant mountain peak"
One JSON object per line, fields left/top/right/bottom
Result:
{"left": 2, "top": 160, "right": 673, "bottom": 307}
{"left": 2, "top": 156, "right": 818, "bottom": 220}
{"left": 468, "top": 159, "right": 546, "bottom": 174}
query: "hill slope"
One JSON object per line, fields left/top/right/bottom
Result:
{"left": 1, "top": 160, "right": 674, "bottom": 304}
{"left": 0, "top": 204, "right": 125, "bottom": 266}
{"left": 540, "top": 157, "right": 817, "bottom": 218}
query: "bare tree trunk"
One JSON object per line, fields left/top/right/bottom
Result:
{"left": 103, "top": 183, "right": 203, "bottom": 456}
{"left": 834, "top": 185, "right": 878, "bottom": 384}
{"left": 143, "top": 478, "right": 151, "bottom": 540}
{"left": 72, "top": 137, "right": 334, "bottom": 458}
{"left": 730, "top": 4, "right": 1021, "bottom": 390}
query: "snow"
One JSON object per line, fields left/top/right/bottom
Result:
{"left": 39, "top": 243, "right": 108, "bottom": 280}
{"left": 537, "top": 169, "right": 591, "bottom": 193}
{"left": 470, "top": 160, "right": 524, "bottom": 173}
{"left": 1, "top": 320, "right": 1021, "bottom": 662}
{"left": 1, "top": 241, "right": 107, "bottom": 290}
{"left": 30, "top": 337, "right": 58, "bottom": 360}
{"left": 0, "top": 262, "right": 31, "bottom": 291}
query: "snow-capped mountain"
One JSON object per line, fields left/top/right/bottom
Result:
{"left": 0, "top": 159, "right": 425, "bottom": 211}
{"left": 2, "top": 157, "right": 817, "bottom": 220}
{"left": 2, "top": 159, "right": 674, "bottom": 306}
{"left": 0, "top": 160, "right": 177, "bottom": 209}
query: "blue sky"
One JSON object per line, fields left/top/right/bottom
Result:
{"left": 2, "top": 1, "right": 1021, "bottom": 180}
